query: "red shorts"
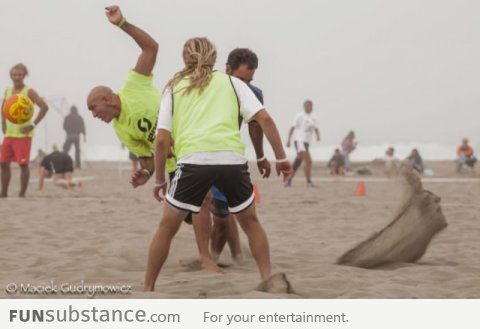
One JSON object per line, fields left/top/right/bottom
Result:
{"left": 0, "top": 137, "right": 32, "bottom": 165}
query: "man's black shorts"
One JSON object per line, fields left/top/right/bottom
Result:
{"left": 168, "top": 171, "right": 193, "bottom": 224}
{"left": 167, "top": 163, "right": 254, "bottom": 214}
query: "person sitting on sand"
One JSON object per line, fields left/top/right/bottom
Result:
{"left": 383, "top": 147, "right": 400, "bottom": 177}
{"left": 38, "top": 150, "right": 81, "bottom": 190}
{"left": 456, "top": 138, "right": 476, "bottom": 172}
{"left": 373, "top": 147, "right": 400, "bottom": 177}
{"left": 407, "top": 148, "right": 424, "bottom": 174}
{"left": 328, "top": 148, "right": 345, "bottom": 175}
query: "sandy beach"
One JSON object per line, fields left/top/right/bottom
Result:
{"left": 1, "top": 161, "right": 479, "bottom": 299}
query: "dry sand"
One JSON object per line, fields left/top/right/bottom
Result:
{"left": 1, "top": 161, "right": 479, "bottom": 298}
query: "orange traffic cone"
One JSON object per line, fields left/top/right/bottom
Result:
{"left": 253, "top": 183, "right": 261, "bottom": 203}
{"left": 355, "top": 181, "right": 366, "bottom": 197}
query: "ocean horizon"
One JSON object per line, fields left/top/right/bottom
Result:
{"left": 43, "top": 142, "right": 464, "bottom": 163}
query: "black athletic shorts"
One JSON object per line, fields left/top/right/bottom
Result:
{"left": 40, "top": 151, "right": 74, "bottom": 174}
{"left": 168, "top": 171, "right": 193, "bottom": 224}
{"left": 167, "top": 163, "right": 254, "bottom": 214}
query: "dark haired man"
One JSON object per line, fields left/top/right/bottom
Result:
{"left": 209, "top": 48, "right": 271, "bottom": 263}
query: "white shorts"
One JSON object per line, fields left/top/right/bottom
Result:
{"left": 294, "top": 141, "right": 310, "bottom": 153}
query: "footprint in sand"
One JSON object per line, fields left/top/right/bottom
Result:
{"left": 255, "top": 272, "right": 297, "bottom": 295}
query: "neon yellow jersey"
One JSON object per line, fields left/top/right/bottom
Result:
{"left": 115, "top": 70, "right": 175, "bottom": 173}
{"left": 172, "top": 72, "right": 244, "bottom": 160}
{"left": 4, "top": 86, "right": 34, "bottom": 138}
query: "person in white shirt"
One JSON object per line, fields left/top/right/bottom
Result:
{"left": 285, "top": 100, "right": 320, "bottom": 187}
{"left": 146, "top": 37, "right": 292, "bottom": 291}
{"left": 373, "top": 147, "right": 400, "bottom": 177}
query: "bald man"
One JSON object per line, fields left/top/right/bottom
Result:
{"left": 86, "top": 7, "right": 223, "bottom": 273}
{"left": 87, "top": 6, "right": 175, "bottom": 186}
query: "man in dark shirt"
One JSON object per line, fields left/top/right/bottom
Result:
{"left": 210, "top": 48, "right": 271, "bottom": 263}
{"left": 63, "top": 105, "right": 86, "bottom": 169}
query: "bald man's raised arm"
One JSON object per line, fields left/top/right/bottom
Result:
{"left": 121, "top": 21, "right": 158, "bottom": 76}
{"left": 106, "top": 6, "right": 158, "bottom": 76}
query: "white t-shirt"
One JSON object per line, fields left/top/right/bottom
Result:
{"left": 383, "top": 154, "right": 399, "bottom": 168}
{"left": 292, "top": 111, "right": 318, "bottom": 143}
{"left": 157, "top": 76, "right": 264, "bottom": 165}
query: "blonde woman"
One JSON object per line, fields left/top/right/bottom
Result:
{"left": 147, "top": 37, "right": 292, "bottom": 291}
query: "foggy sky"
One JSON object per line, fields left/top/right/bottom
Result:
{"left": 1, "top": 0, "right": 479, "bottom": 153}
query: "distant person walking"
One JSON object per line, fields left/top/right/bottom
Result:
{"left": 1, "top": 63, "right": 49, "bottom": 198}
{"left": 341, "top": 130, "right": 357, "bottom": 172}
{"left": 285, "top": 100, "right": 320, "bottom": 187}
{"left": 63, "top": 105, "right": 86, "bottom": 169}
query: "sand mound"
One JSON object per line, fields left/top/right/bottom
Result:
{"left": 338, "top": 162, "right": 448, "bottom": 268}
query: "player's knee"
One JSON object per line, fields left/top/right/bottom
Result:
{"left": 213, "top": 219, "right": 228, "bottom": 233}
{"left": 158, "top": 218, "right": 181, "bottom": 237}
{"left": 236, "top": 213, "right": 259, "bottom": 231}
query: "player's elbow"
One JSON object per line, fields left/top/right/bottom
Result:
{"left": 153, "top": 41, "right": 159, "bottom": 52}
{"left": 156, "top": 130, "right": 170, "bottom": 146}
{"left": 148, "top": 40, "right": 159, "bottom": 55}
{"left": 251, "top": 109, "right": 271, "bottom": 126}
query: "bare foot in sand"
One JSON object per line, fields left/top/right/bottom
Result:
{"left": 180, "top": 257, "right": 225, "bottom": 273}
{"left": 200, "top": 257, "right": 225, "bottom": 274}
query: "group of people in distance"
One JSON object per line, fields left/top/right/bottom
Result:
{"left": 326, "top": 131, "right": 357, "bottom": 176}
{"left": 373, "top": 137, "right": 477, "bottom": 178}
{"left": 284, "top": 110, "right": 358, "bottom": 180}
{"left": 285, "top": 112, "right": 477, "bottom": 178}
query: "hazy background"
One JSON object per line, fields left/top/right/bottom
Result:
{"left": 1, "top": 0, "right": 479, "bottom": 160}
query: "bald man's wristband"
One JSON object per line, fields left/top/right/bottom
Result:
{"left": 117, "top": 17, "right": 127, "bottom": 28}
{"left": 141, "top": 168, "right": 152, "bottom": 177}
